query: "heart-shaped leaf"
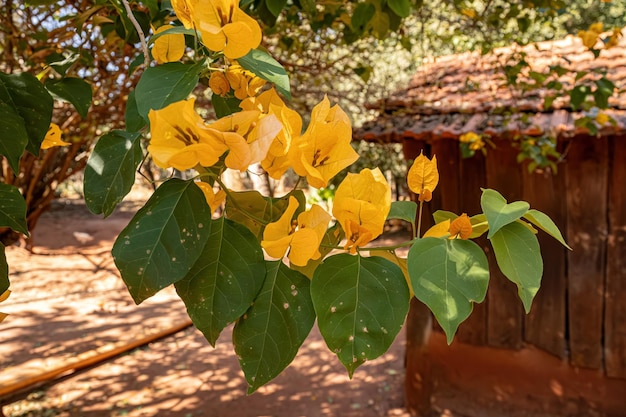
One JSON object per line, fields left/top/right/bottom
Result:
{"left": 134, "top": 62, "right": 201, "bottom": 121}
{"left": 0, "top": 72, "right": 53, "bottom": 156}
{"left": 45, "top": 77, "right": 92, "bottom": 118}
{"left": 490, "top": 221, "right": 542, "bottom": 313}
{"left": 0, "top": 183, "right": 28, "bottom": 236}
{"left": 481, "top": 188, "right": 529, "bottom": 238}
{"left": 523, "top": 209, "right": 571, "bottom": 250}
{"left": 233, "top": 261, "right": 315, "bottom": 393}
{"left": 175, "top": 217, "right": 265, "bottom": 346}
{"left": 84, "top": 130, "right": 143, "bottom": 217}
{"left": 311, "top": 254, "right": 409, "bottom": 377}
{"left": 387, "top": 200, "right": 417, "bottom": 225}
{"left": 407, "top": 238, "right": 489, "bottom": 344}
{"left": 238, "top": 48, "right": 291, "bottom": 100}
{"left": 112, "top": 179, "right": 212, "bottom": 304}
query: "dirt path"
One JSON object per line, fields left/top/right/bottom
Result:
{"left": 1, "top": 199, "right": 409, "bottom": 417}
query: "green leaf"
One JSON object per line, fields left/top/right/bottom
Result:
{"left": 0, "top": 183, "right": 29, "bottom": 236}
{"left": 388, "top": 0, "right": 411, "bottom": 17}
{"left": 84, "top": 130, "right": 143, "bottom": 217}
{"left": 44, "top": 77, "right": 92, "bottom": 118}
{"left": 238, "top": 48, "right": 291, "bottom": 100}
{"left": 387, "top": 200, "right": 417, "bottom": 225}
{"left": 352, "top": 2, "right": 375, "bottom": 32}
{"left": 0, "top": 72, "right": 53, "bottom": 155}
{"left": 311, "top": 254, "right": 409, "bottom": 377}
{"left": 212, "top": 94, "right": 242, "bottom": 118}
{"left": 481, "top": 188, "right": 529, "bottom": 239}
{"left": 0, "top": 243, "right": 8, "bottom": 294}
{"left": 233, "top": 261, "right": 315, "bottom": 393}
{"left": 124, "top": 90, "right": 146, "bottom": 132}
{"left": 432, "top": 210, "right": 457, "bottom": 224}
{"left": 0, "top": 97, "right": 29, "bottom": 174}
{"left": 407, "top": 238, "right": 489, "bottom": 344}
{"left": 570, "top": 84, "right": 591, "bottom": 110}
{"left": 490, "top": 222, "right": 542, "bottom": 313}
{"left": 370, "top": 10, "right": 390, "bottom": 39}
{"left": 134, "top": 62, "right": 201, "bottom": 121}
{"left": 225, "top": 190, "right": 305, "bottom": 240}
{"left": 523, "top": 209, "right": 571, "bottom": 250}
{"left": 112, "top": 179, "right": 212, "bottom": 304}
{"left": 265, "top": 0, "right": 287, "bottom": 17}
{"left": 469, "top": 213, "right": 489, "bottom": 238}
{"left": 176, "top": 217, "right": 265, "bottom": 346}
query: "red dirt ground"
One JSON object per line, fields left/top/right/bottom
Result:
{"left": 0, "top": 198, "right": 412, "bottom": 417}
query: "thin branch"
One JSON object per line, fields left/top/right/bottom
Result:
{"left": 120, "top": 0, "right": 150, "bottom": 66}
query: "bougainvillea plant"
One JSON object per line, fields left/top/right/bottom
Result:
{"left": 0, "top": 0, "right": 570, "bottom": 392}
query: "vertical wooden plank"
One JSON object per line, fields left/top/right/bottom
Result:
{"left": 485, "top": 140, "right": 524, "bottom": 349}
{"left": 522, "top": 167, "right": 567, "bottom": 359}
{"left": 565, "top": 136, "right": 608, "bottom": 370}
{"left": 605, "top": 135, "right": 626, "bottom": 378}
{"left": 457, "top": 151, "right": 488, "bottom": 345}
{"left": 402, "top": 138, "right": 434, "bottom": 416}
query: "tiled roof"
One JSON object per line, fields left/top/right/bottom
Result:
{"left": 357, "top": 30, "right": 626, "bottom": 142}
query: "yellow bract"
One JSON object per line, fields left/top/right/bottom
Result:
{"left": 190, "top": 0, "right": 262, "bottom": 59}
{"left": 195, "top": 181, "right": 226, "bottom": 215}
{"left": 407, "top": 151, "right": 439, "bottom": 202}
{"left": 226, "top": 64, "right": 266, "bottom": 100}
{"left": 333, "top": 168, "right": 391, "bottom": 254}
{"left": 147, "top": 98, "right": 227, "bottom": 171}
{"left": 261, "top": 196, "right": 331, "bottom": 266}
{"left": 207, "top": 110, "right": 282, "bottom": 171}
{"left": 209, "top": 71, "right": 230, "bottom": 96}
{"left": 241, "top": 88, "right": 303, "bottom": 179}
{"left": 152, "top": 26, "right": 186, "bottom": 64}
{"left": 41, "top": 123, "right": 70, "bottom": 149}
{"left": 290, "top": 96, "right": 358, "bottom": 189}
{"left": 0, "top": 289, "right": 10, "bottom": 324}
{"left": 578, "top": 22, "right": 604, "bottom": 49}
{"left": 449, "top": 213, "right": 472, "bottom": 239}
{"left": 423, "top": 220, "right": 450, "bottom": 238}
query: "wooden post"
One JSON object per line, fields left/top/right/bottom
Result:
{"left": 565, "top": 136, "right": 608, "bottom": 369}
{"left": 605, "top": 135, "right": 626, "bottom": 377}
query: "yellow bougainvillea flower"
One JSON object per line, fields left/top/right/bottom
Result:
{"left": 171, "top": 0, "right": 193, "bottom": 28}
{"left": 41, "top": 123, "right": 70, "bottom": 149}
{"left": 596, "top": 112, "right": 610, "bottom": 125}
{"left": 407, "top": 151, "right": 438, "bottom": 202}
{"left": 241, "top": 88, "right": 303, "bottom": 179}
{"left": 578, "top": 22, "right": 604, "bottom": 49}
{"left": 207, "top": 110, "right": 282, "bottom": 171}
{"left": 606, "top": 27, "right": 623, "bottom": 49}
{"left": 289, "top": 96, "right": 358, "bottom": 189}
{"left": 449, "top": 213, "right": 472, "bottom": 239}
{"left": 151, "top": 26, "right": 186, "bottom": 64}
{"left": 147, "top": 98, "right": 227, "bottom": 171}
{"left": 195, "top": 181, "right": 226, "bottom": 215}
{"left": 423, "top": 219, "right": 451, "bottom": 238}
{"left": 191, "top": 0, "right": 262, "bottom": 59}
{"left": 209, "top": 71, "right": 230, "bottom": 96}
{"left": 333, "top": 168, "right": 391, "bottom": 254}
{"left": 261, "top": 196, "right": 331, "bottom": 266}
{"left": 225, "top": 63, "right": 266, "bottom": 100}
{"left": 0, "top": 289, "right": 10, "bottom": 324}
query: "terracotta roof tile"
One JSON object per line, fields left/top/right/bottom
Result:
{"left": 357, "top": 30, "right": 626, "bottom": 142}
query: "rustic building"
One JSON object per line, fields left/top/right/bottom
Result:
{"left": 357, "top": 31, "right": 626, "bottom": 417}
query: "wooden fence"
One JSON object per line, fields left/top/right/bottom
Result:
{"left": 401, "top": 135, "right": 626, "bottom": 415}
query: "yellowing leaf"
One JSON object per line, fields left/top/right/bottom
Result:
{"left": 423, "top": 219, "right": 450, "bottom": 238}
{"left": 0, "top": 290, "right": 10, "bottom": 324}
{"left": 449, "top": 213, "right": 472, "bottom": 239}
{"left": 152, "top": 26, "right": 186, "bottom": 64}
{"left": 407, "top": 151, "right": 438, "bottom": 202}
